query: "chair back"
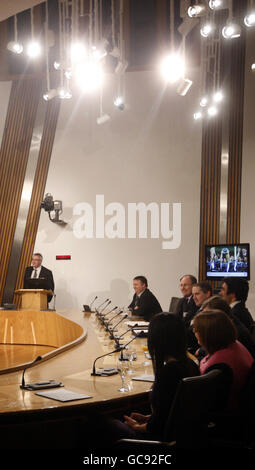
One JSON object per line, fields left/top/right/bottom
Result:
{"left": 239, "top": 360, "right": 255, "bottom": 413}
{"left": 164, "top": 364, "right": 232, "bottom": 447}
{"left": 168, "top": 297, "right": 181, "bottom": 313}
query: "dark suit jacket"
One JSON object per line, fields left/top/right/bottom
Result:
{"left": 231, "top": 302, "right": 254, "bottom": 332}
{"left": 129, "top": 288, "right": 162, "bottom": 322}
{"left": 175, "top": 296, "right": 198, "bottom": 327}
{"left": 23, "top": 266, "right": 54, "bottom": 302}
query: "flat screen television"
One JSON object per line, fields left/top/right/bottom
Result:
{"left": 205, "top": 243, "right": 250, "bottom": 280}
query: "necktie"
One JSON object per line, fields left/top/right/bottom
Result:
{"left": 33, "top": 269, "right": 38, "bottom": 278}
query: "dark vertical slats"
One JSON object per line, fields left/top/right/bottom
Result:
{"left": 13, "top": 97, "right": 61, "bottom": 305}
{"left": 226, "top": 31, "right": 246, "bottom": 244}
{"left": 199, "top": 118, "right": 222, "bottom": 283}
{"left": 0, "top": 78, "right": 41, "bottom": 304}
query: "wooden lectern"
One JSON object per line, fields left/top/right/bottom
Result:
{"left": 15, "top": 289, "right": 53, "bottom": 310}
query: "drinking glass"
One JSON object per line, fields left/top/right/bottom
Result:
{"left": 141, "top": 344, "right": 150, "bottom": 366}
{"left": 116, "top": 358, "right": 130, "bottom": 392}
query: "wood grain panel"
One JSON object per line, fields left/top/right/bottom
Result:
{"left": 199, "top": 118, "right": 222, "bottom": 282}
{"left": 0, "top": 78, "right": 41, "bottom": 305}
{"left": 226, "top": 31, "right": 246, "bottom": 244}
{"left": 13, "top": 97, "right": 61, "bottom": 306}
{"left": 0, "top": 310, "right": 84, "bottom": 348}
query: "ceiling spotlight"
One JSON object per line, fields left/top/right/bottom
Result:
{"left": 160, "top": 54, "right": 185, "bottom": 83}
{"left": 213, "top": 90, "right": 223, "bottom": 103}
{"left": 251, "top": 63, "right": 255, "bottom": 70}
{"left": 200, "top": 24, "right": 214, "bottom": 37}
{"left": 43, "top": 89, "right": 57, "bottom": 101}
{"left": 7, "top": 41, "right": 23, "bottom": 54}
{"left": 200, "top": 96, "right": 208, "bottom": 107}
{"left": 193, "top": 111, "right": 203, "bottom": 120}
{"left": 244, "top": 12, "right": 255, "bottom": 27}
{"left": 222, "top": 23, "right": 241, "bottom": 39}
{"left": 207, "top": 105, "right": 218, "bottom": 117}
{"left": 97, "top": 114, "right": 110, "bottom": 125}
{"left": 70, "top": 42, "right": 86, "bottom": 63}
{"left": 114, "top": 96, "right": 125, "bottom": 110}
{"left": 27, "top": 41, "right": 41, "bottom": 58}
{"left": 177, "top": 78, "right": 193, "bottom": 96}
{"left": 91, "top": 46, "right": 107, "bottom": 61}
{"left": 188, "top": 4, "right": 206, "bottom": 18}
{"left": 54, "top": 60, "right": 61, "bottom": 70}
{"left": 58, "top": 87, "right": 72, "bottom": 99}
{"left": 209, "top": 0, "right": 222, "bottom": 9}
{"left": 64, "top": 69, "right": 72, "bottom": 80}
{"left": 75, "top": 60, "right": 103, "bottom": 92}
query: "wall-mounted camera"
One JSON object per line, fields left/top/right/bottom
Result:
{"left": 41, "top": 193, "right": 67, "bottom": 225}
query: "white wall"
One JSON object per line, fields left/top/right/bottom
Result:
{"left": 241, "top": 27, "right": 255, "bottom": 318}
{"left": 35, "top": 69, "right": 202, "bottom": 311}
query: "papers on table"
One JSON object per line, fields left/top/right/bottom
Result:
{"left": 126, "top": 321, "right": 149, "bottom": 328}
{"left": 35, "top": 389, "right": 92, "bottom": 402}
{"left": 132, "top": 374, "right": 154, "bottom": 382}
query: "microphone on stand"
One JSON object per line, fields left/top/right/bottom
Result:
{"left": 20, "top": 356, "right": 42, "bottom": 389}
{"left": 91, "top": 347, "right": 123, "bottom": 376}
{"left": 20, "top": 356, "right": 63, "bottom": 390}
{"left": 119, "top": 334, "right": 138, "bottom": 360}
{"left": 105, "top": 310, "right": 123, "bottom": 330}
{"left": 108, "top": 314, "right": 128, "bottom": 339}
{"left": 83, "top": 295, "right": 98, "bottom": 313}
{"left": 102, "top": 306, "right": 118, "bottom": 318}
{"left": 114, "top": 327, "right": 134, "bottom": 348}
{"left": 100, "top": 300, "right": 111, "bottom": 315}
{"left": 95, "top": 298, "right": 110, "bottom": 315}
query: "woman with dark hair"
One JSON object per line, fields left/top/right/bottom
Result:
{"left": 193, "top": 310, "right": 254, "bottom": 408}
{"left": 123, "top": 312, "right": 199, "bottom": 439}
{"left": 201, "top": 295, "right": 255, "bottom": 358}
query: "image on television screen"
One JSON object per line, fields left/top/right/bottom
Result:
{"left": 205, "top": 244, "right": 250, "bottom": 280}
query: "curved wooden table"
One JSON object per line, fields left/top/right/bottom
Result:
{"left": 0, "top": 310, "right": 153, "bottom": 449}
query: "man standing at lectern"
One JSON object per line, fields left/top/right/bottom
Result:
{"left": 23, "top": 253, "right": 54, "bottom": 303}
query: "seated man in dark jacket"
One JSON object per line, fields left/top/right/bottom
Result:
{"left": 220, "top": 277, "right": 254, "bottom": 332}
{"left": 129, "top": 276, "right": 162, "bottom": 322}
{"left": 174, "top": 274, "right": 198, "bottom": 327}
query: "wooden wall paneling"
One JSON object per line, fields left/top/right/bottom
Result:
{"left": 0, "top": 78, "right": 41, "bottom": 304}
{"left": 13, "top": 97, "right": 61, "bottom": 305}
{"left": 226, "top": 32, "right": 246, "bottom": 244}
{"left": 199, "top": 118, "right": 222, "bottom": 282}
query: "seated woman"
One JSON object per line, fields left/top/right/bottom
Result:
{"left": 193, "top": 310, "right": 254, "bottom": 409}
{"left": 123, "top": 312, "right": 199, "bottom": 440}
{"left": 200, "top": 295, "right": 255, "bottom": 359}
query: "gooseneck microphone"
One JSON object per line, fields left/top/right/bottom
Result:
{"left": 119, "top": 334, "right": 138, "bottom": 360}
{"left": 114, "top": 327, "right": 134, "bottom": 348}
{"left": 91, "top": 347, "right": 123, "bottom": 376}
{"left": 108, "top": 314, "right": 128, "bottom": 339}
{"left": 20, "top": 356, "right": 42, "bottom": 389}
{"left": 100, "top": 300, "right": 111, "bottom": 314}
{"left": 89, "top": 295, "right": 98, "bottom": 310}
{"left": 83, "top": 295, "right": 98, "bottom": 312}
{"left": 102, "top": 306, "right": 118, "bottom": 319}
{"left": 96, "top": 298, "right": 110, "bottom": 315}
{"left": 105, "top": 310, "right": 123, "bottom": 329}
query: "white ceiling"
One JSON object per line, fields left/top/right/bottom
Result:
{"left": 0, "top": 0, "right": 45, "bottom": 22}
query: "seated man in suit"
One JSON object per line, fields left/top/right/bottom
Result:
{"left": 186, "top": 281, "right": 213, "bottom": 353}
{"left": 129, "top": 276, "right": 162, "bottom": 322}
{"left": 175, "top": 274, "right": 198, "bottom": 327}
{"left": 220, "top": 277, "right": 254, "bottom": 332}
{"left": 23, "top": 253, "right": 54, "bottom": 303}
